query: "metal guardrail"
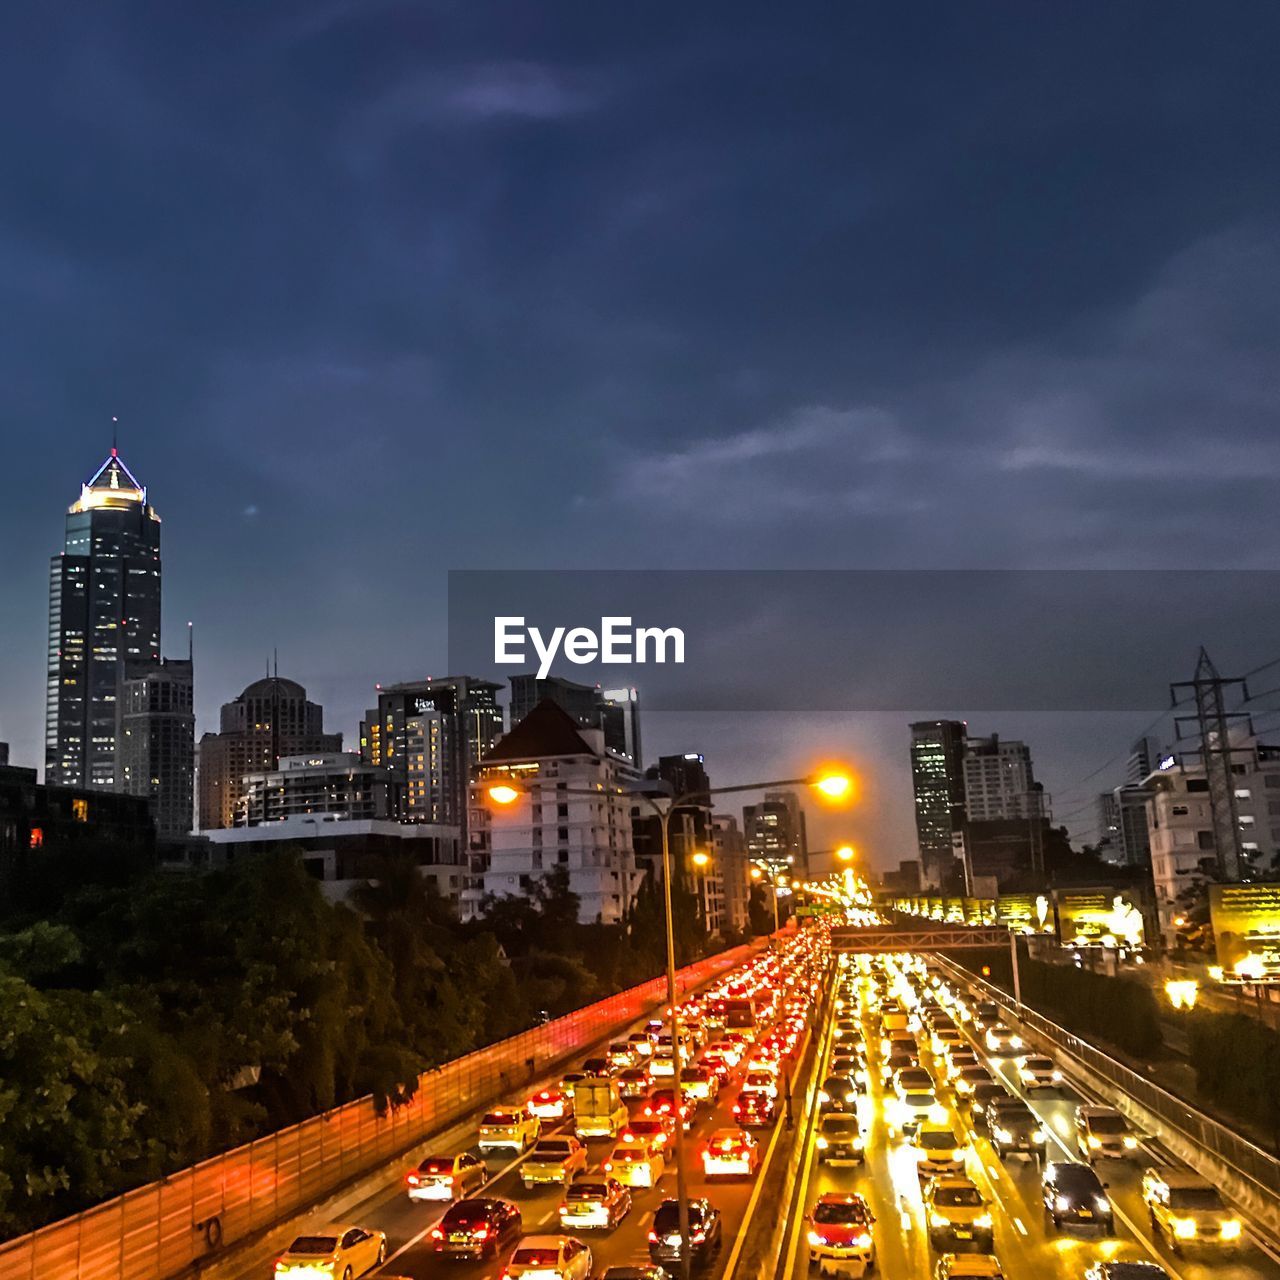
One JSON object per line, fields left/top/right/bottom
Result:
{"left": 934, "top": 955, "right": 1280, "bottom": 1205}
{"left": 0, "top": 941, "right": 766, "bottom": 1280}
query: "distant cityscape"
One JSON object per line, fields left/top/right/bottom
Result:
{"left": 5, "top": 447, "right": 1278, "bottom": 952}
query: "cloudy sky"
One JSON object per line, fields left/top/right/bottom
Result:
{"left": 3, "top": 4, "right": 1279, "bottom": 865}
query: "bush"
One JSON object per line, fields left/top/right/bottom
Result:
{"left": 1186, "top": 1010, "right": 1280, "bottom": 1151}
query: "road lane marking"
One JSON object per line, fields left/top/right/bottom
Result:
{"left": 1013, "top": 1217, "right": 1027, "bottom": 1235}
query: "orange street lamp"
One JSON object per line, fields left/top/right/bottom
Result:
{"left": 836, "top": 845, "right": 855, "bottom": 863}
{"left": 691, "top": 851, "right": 710, "bottom": 868}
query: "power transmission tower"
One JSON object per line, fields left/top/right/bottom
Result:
{"left": 1171, "top": 648, "right": 1250, "bottom": 882}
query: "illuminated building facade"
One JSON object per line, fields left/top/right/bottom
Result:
{"left": 46, "top": 451, "right": 161, "bottom": 790}
{"left": 118, "top": 657, "right": 194, "bottom": 837}
{"left": 909, "top": 719, "right": 968, "bottom": 887}
{"left": 196, "top": 677, "right": 341, "bottom": 829}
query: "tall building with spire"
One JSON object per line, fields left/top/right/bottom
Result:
{"left": 47, "top": 450, "right": 162, "bottom": 790}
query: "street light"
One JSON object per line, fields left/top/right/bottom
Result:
{"left": 483, "top": 765, "right": 853, "bottom": 1279}
{"left": 836, "top": 845, "right": 855, "bottom": 863}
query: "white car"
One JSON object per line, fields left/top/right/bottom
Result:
{"left": 503, "top": 1234, "right": 593, "bottom": 1279}
{"left": 275, "top": 1224, "right": 386, "bottom": 1278}
{"left": 1017, "top": 1055, "right": 1062, "bottom": 1090}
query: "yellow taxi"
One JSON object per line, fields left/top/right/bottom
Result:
{"left": 478, "top": 1104, "right": 541, "bottom": 1153}
{"left": 528, "top": 1086, "right": 571, "bottom": 1120}
{"left": 275, "top": 1224, "right": 386, "bottom": 1278}
{"left": 925, "top": 1177, "right": 993, "bottom": 1250}
{"left": 604, "top": 1136, "right": 666, "bottom": 1188}
{"left": 913, "top": 1119, "right": 969, "bottom": 1180}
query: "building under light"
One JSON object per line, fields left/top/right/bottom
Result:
{"left": 47, "top": 450, "right": 161, "bottom": 791}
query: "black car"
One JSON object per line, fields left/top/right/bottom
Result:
{"left": 968, "top": 1081, "right": 1010, "bottom": 1123}
{"left": 649, "top": 1197, "right": 722, "bottom": 1269}
{"left": 1042, "top": 1161, "right": 1114, "bottom": 1233}
{"left": 818, "top": 1074, "right": 859, "bottom": 1113}
{"left": 987, "top": 1099, "right": 1045, "bottom": 1161}
{"left": 430, "top": 1197, "right": 522, "bottom": 1258}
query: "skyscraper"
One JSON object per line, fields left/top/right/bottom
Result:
{"left": 742, "top": 792, "right": 807, "bottom": 874}
{"left": 909, "top": 719, "right": 967, "bottom": 886}
{"left": 197, "top": 676, "right": 341, "bottom": 829}
{"left": 359, "top": 676, "right": 503, "bottom": 832}
{"left": 118, "top": 657, "right": 194, "bottom": 837}
{"left": 47, "top": 450, "right": 161, "bottom": 790}
{"left": 961, "top": 734, "right": 1039, "bottom": 820}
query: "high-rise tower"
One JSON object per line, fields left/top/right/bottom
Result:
{"left": 46, "top": 450, "right": 161, "bottom": 790}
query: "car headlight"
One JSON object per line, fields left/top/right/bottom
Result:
{"left": 1095, "top": 1197, "right": 1109, "bottom": 1213}
{"left": 816, "top": 1137, "right": 829, "bottom": 1149}
{"left": 1055, "top": 1195, "right": 1071, "bottom": 1213}
{"left": 845, "top": 1091, "right": 856, "bottom": 1103}
{"left": 975, "top": 1213, "right": 993, "bottom": 1229}
{"left": 1222, "top": 1219, "right": 1243, "bottom": 1240}
{"left": 929, "top": 1212, "right": 949, "bottom": 1228}
{"left": 993, "top": 1127, "right": 1012, "bottom": 1144}
{"left": 1010, "top": 1035, "right": 1023, "bottom": 1048}
{"left": 1052, "top": 1070, "right": 1063, "bottom": 1082}
{"left": 852, "top": 1232, "right": 872, "bottom": 1248}
{"left": 1087, "top": 1136, "right": 1102, "bottom": 1148}
{"left": 1123, "top": 1136, "right": 1138, "bottom": 1149}
{"left": 1172, "top": 1217, "right": 1197, "bottom": 1239}
{"left": 1032, "top": 1129, "right": 1046, "bottom": 1142}
{"left": 807, "top": 1230, "right": 825, "bottom": 1247}
{"left": 817, "top": 1090, "right": 829, "bottom": 1103}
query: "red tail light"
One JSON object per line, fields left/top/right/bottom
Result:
{"left": 648, "top": 1230, "right": 659, "bottom": 1243}
{"left": 406, "top": 1173, "right": 419, "bottom": 1185}
{"left": 430, "top": 1227, "right": 444, "bottom": 1240}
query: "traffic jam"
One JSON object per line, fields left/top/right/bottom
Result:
{"left": 271, "top": 931, "right": 826, "bottom": 1280}
{"left": 798, "top": 950, "right": 1272, "bottom": 1280}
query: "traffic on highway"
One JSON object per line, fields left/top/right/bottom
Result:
{"left": 263, "top": 917, "right": 1280, "bottom": 1280}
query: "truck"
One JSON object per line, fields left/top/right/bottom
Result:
{"left": 572, "top": 1078, "right": 629, "bottom": 1139}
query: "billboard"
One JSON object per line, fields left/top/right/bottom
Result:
{"left": 995, "top": 893, "right": 1054, "bottom": 934}
{"left": 1208, "top": 884, "right": 1280, "bottom": 982}
{"left": 1054, "top": 888, "right": 1146, "bottom": 949}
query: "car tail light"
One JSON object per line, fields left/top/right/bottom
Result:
{"left": 648, "top": 1230, "right": 659, "bottom": 1243}
{"left": 473, "top": 1226, "right": 490, "bottom": 1240}
{"left": 603, "top": 1162, "right": 612, "bottom": 1172}
{"left": 405, "top": 1173, "right": 419, "bottom": 1185}
{"left": 430, "top": 1227, "right": 444, "bottom": 1240}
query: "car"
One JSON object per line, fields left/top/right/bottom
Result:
{"left": 888, "top": 1090, "right": 938, "bottom": 1138}
{"left": 743, "top": 1069, "right": 782, "bottom": 1099}
{"left": 952, "top": 1065, "right": 993, "bottom": 1099}
{"left": 650, "top": 1050, "right": 678, "bottom": 1078}
{"left": 931, "top": 1027, "right": 966, "bottom": 1056}
{"left": 504, "top": 1234, "right": 593, "bottom": 1279}
{"left": 648, "top": 1197, "right": 722, "bottom": 1270}
{"left": 644, "top": 1089, "right": 693, "bottom": 1130}
{"left": 1076, "top": 1106, "right": 1139, "bottom": 1162}
{"left": 986, "top": 1099, "right": 1045, "bottom": 1160}
{"left": 559, "top": 1177, "right": 633, "bottom": 1230}
{"left": 1017, "top": 1055, "right": 1062, "bottom": 1090}
{"left": 833, "top": 1017, "right": 860, "bottom": 1041}
{"left": 925, "top": 1177, "right": 994, "bottom": 1250}
{"left": 934, "top": 1254, "right": 1004, "bottom": 1279}
{"left": 600, "top": 1268, "right": 671, "bottom": 1280}
{"left": 522, "top": 1136, "right": 588, "bottom": 1188}
{"left": 604, "top": 1139, "right": 666, "bottom": 1188}
{"left": 617, "top": 1066, "right": 652, "bottom": 1099}
{"left": 1041, "top": 1160, "right": 1114, "bottom": 1233}
{"left": 681, "top": 1065, "right": 720, "bottom": 1103}
{"left": 817, "top": 1074, "right": 857, "bottom": 1112}
{"left": 428, "top": 1198, "right": 522, "bottom": 1259}
{"left": 702, "top": 1128, "right": 759, "bottom": 1178}
{"left": 894, "top": 1067, "right": 936, "bottom": 1100}
{"left": 943, "top": 1048, "right": 981, "bottom": 1079}
{"left": 628, "top": 1031, "right": 655, "bottom": 1058}
{"left": 806, "top": 1192, "right": 876, "bottom": 1273}
{"left": 529, "top": 1086, "right": 572, "bottom": 1120}
{"left": 734, "top": 1088, "right": 778, "bottom": 1128}
{"left": 620, "top": 1116, "right": 674, "bottom": 1148}
{"left": 973, "top": 1002, "right": 1002, "bottom": 1030}
{"left": 478, "top": 1105, "right": 541, "bottom": 1152}
{"left": 1141, "top": 1167, "right": 1243, "bottom": 1251}
{"left": 706, "top": 1038, "right": 743, "bottom": 1067}
{"left": 968, "top": 1081, "right": 1010, "bottom": 1123}
{"left": 816, "top": 1112, "right": 864, "bottom": 1164}
{"left": 984, "top": 1025, "right": 1022, "bottom": 1055}
{"left": 581, "top": 1056, "right": 614, "bottom": 1078}
{"left": 275, "top": 1225, "right": 387, "bottom": 1278}
{"left": 608, "top": 1041, "right": 638, "bottom": 1070}
{"left": 913, "top": 1120, "right": 969, "bottom": 1180}
{"left": 1083, "top": 1264, "right": 1171, "bottom": 1280}
{"left": 405, "top": 1152, "right": 488, "bottom": 1201}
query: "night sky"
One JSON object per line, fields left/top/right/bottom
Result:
{"left": 3, "top": 4, "right": 1279, "bottom": 864}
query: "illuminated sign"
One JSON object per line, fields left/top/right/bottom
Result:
{"left": 994, "top": 894, "right": 1054, "bottom": 934}
{"left": 1208, "top": 884, "right": 1280, "bottom": 983}
{"left": 1054, "top": 888, "right": 1146, "bottom": 949}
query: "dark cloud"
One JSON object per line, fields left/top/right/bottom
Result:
{"left": 1, "top": 4, "right": 1278, "bottom": 859}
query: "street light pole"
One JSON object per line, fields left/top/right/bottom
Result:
{"left": 485, "top": 768, "right": 853, "bottom": 1280}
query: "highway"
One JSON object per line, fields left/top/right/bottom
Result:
{"left": 258, "top": 938, "right": 1280, "bottom": 1280}
{"left": 781, "top": 954, "right": 1280, "bottom": 1280}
